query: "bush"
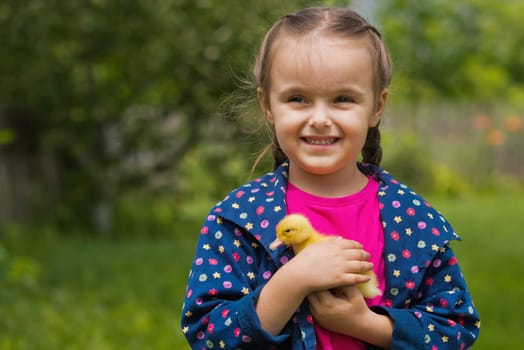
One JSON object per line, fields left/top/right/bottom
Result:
{"left": 381, "top": 131, "right": 433, "bottom": 191}
{"left": 382, "top": 130, "right": 473, "bottom": 197}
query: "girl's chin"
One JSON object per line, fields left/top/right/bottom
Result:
{"left": 289, "top": 156, "right": 359, "bottom": 176}
{"left": 291, "top": 161, "right": 343, "bottom": 176}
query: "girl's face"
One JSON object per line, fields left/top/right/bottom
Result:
{"left": 259, "top": 34, "right": 387, "bottom": 190}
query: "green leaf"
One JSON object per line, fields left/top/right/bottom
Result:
{"left": 0, "top": 128, "right": 15, "bottom": 145}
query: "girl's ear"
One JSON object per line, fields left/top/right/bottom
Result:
{"left": 370, "top": 88, "right": 388, "bottom": 127}
{"left": 257, "top": 87, "right": 273, "bottom": 121}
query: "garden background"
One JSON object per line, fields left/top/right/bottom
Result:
{"left": 1, "top": 0, "right": 523, "bottom": 349}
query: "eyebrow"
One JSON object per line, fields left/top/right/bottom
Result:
{"left": 276, "top": 84, "right": 367, "bottom": 98}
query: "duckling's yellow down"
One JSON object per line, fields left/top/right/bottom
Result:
{"left": 269, "top": 213, "right": 381, "bottom": 299}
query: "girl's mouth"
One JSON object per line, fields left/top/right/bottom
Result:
{"left": 302, "top": 137, "right": 339, "bottom": 145}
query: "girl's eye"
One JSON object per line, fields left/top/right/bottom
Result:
{"left": 287, "top": 95, "right": 306, "bottom": 103}
{"left": 334, "top": 95, "right": 354, "bottom": 103}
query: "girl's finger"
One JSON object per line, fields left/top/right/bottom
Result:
{"left": 335, "top": 238, "right": 363, "bottom": 249}
{"left": 308, "top": 290, "right": 331, "bottom": 305}
{"left": 343, "top": 261, "right": 374, "bottom": 274}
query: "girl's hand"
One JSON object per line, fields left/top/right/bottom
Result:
{"left": 255, "top": 238, "right": 375, "bottom": 337}
{"left": 308, "top": 286, "right": 369, "bottom": 334}
{"left": 308, "top": 286, "right": 394, "bottom": 348}
{"left": 285, "top": 238, "right": 373, "bottom": 294}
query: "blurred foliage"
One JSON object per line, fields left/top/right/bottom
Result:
{"left": 0, "top": 0, "right": 522, "bottom": 237}
{"left": 0, "top": 0, "right": 322, "bottom": 234}
{"left": 381, "top": 130, "right": 474, "bottom": 197}
{"left": 381, "top": 131, "right": 433, "bottom": 190}
{"left": 377, "top": 0, "right": 524, "bottom": 104}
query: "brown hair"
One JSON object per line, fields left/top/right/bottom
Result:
{"left": 252, "top": 7, "right": 392, "bottom": 170}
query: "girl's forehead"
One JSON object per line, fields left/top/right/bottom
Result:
{"left": 270, "top": 34, "right": 375, "bottom": 88}
{"left": 274, "top": 31, "right": 372, "bottom": 57}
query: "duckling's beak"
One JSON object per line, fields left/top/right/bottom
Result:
{"left": 269, "top": 238, "right": 283, "bottom": 250}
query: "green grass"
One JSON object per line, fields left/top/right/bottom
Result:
{"left": 0, "top": 237, "right": 196, "bottom": 350}
{"left": 1, "top": 192, "right": 523, "bottom": 349}
{"left": 429, "top": 192, "right": 524, "bottom": 349}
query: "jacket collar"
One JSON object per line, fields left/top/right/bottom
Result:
{"left": 214, "top": 161, "right": 460, "bottom": 268}
{"left": 213, "top": 162, "right": 291, "bottom": 264}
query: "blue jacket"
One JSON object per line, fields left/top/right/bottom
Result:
{"left": 181, "top": 162, "right": 480, "bottom": 349}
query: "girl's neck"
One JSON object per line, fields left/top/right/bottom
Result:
{"left": 287, "top": 163, "right": 369, "bottom": 198}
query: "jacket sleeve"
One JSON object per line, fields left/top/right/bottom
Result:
{"left": 180, "top": 214, "right": 290, "bottom": 349}
{"left": 372, "top": 243, "right": 480, "bottom": 349}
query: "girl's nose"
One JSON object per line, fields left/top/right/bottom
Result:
{"left": 308, "top": 104, "right": 332, "bottom": 127}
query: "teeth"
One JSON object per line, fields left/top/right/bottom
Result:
{"left": 304, "top": 138, "right": 337, "bottom": 145}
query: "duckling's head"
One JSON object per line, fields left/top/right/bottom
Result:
{"left": 269, "top": 214, "right": 313, "bottom": 250}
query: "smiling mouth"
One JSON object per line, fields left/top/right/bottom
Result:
{"left": 302, "top": 137, "right": 339, "bottom": 145}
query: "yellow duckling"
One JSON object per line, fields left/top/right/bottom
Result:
{"left": 269, "top": 213, "right": 382, "bottom": 299}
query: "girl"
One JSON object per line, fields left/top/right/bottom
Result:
{"left": 181, "top": 7, "right": 480, "bottom": 350}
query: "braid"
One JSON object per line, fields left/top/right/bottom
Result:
{"left": 272, "top": 136, "right": 287, "bottom": 170}
{"left": 362, "top": 124, "right": 382, "bottom": 166}
{"left": 248, "top": 134, "right": 287, "bottom": 177}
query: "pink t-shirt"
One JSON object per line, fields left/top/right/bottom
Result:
{"left": 286, "top": 177, "right": 385, "bottom": 350}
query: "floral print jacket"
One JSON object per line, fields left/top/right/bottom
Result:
{"left": 181, "top": 162, "right": 480, "bottom": 349}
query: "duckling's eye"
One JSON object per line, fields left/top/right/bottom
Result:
{"left": 285, "top": 229, "right": 291, "bottom": 233}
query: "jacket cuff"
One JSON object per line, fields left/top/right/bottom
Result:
{"left": 237, "top": 286, "right": 290, "bottom": 346}
{"left": 371, "top": 306, "right": 425, "bottom": 349}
